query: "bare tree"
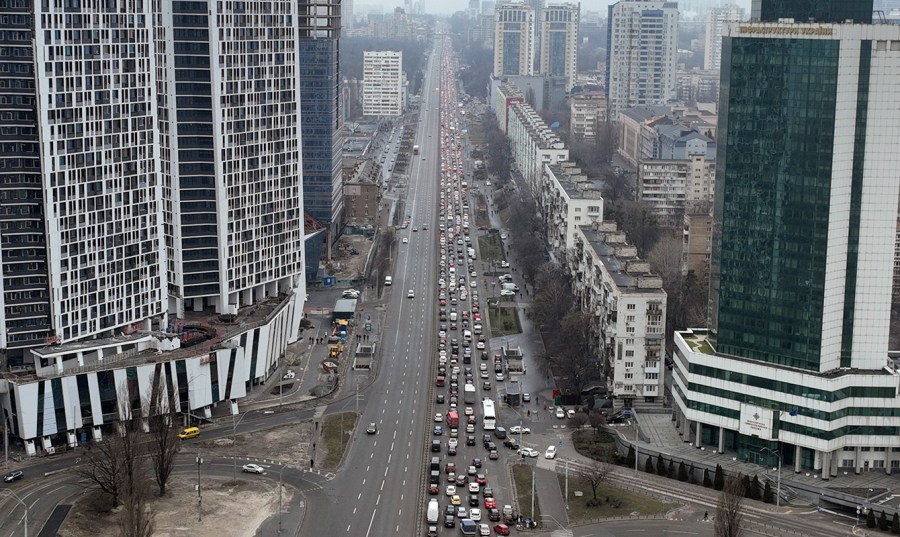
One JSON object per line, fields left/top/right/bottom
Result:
{"left": 579, "top": 460, "right": 613, "bottom": 501}
{"left": 646, "top": 233, "right": 683, "bottom": 286}
{"left": 715, "top": 476, "right": 746, "bottom": 537}
{"left": 530, "top": 279, "right": 574, "bottom": 333}
{"left": 568, "top": 412, "right": 589, "bottom": 429}
{"left": 147, "top": 372, "right": 179, "bottom": 497}
{"left": 76, "top": 429, "right": 125, "bottom": 507}
{"left": 117, "top": 476, "right": 155, "bottom": 537}
{"left": 552, "top": 310, "right": 596, "bottom": 394}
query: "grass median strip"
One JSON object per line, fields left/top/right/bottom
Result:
{"left": 321, "top": 411, "right": 359, "bottom": 471}
{"left": 558, "top": 474, "right": 669, "bottom": 523}
{"left": 487, "top": 304, "right": 521, "bottom": 336}
{"left": 512, "top": 463, "right": 541, "bottom": 525}
{"left": 478, "top": 234, "right": 504, "bottom": 262}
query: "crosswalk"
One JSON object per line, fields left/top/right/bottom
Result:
{"left": 550, "top": 530, "right": 573, "bottom": 537}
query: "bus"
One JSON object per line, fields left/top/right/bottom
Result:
{"left": 482, "top": 399, "right": 496, "bottom": 431}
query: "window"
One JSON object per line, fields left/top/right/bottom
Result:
{"left": 841, "top": 459, "right": 855, "bottom": 468}
{"left": 626, "top": 339, "right": 634, "bottom": 345}
{"left": 627, "top": 315, "right": 634, "bottom": 322}
{"left": 873, "top": 460, "right": 885, "bottom": 469}
{"left": 624, "top": 362, "right": 633, "bottom": 368}
{"left": 627, "top": 304, "right": 635, "bottom": 310}
{"left": 626, "top": 326, "right": 635, "bottom": 333}
{"left": 646, "top": 373, "right": 658, "bottom": 380}
{"left": 625, "top": 350, "right": 634, "bottom": 357}
{"left": 624, "top": 373, "right": 633, "bottom": 379}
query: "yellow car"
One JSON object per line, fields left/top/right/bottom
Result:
{"left": 450, "top": 494, "right": 462, "bottom": 506}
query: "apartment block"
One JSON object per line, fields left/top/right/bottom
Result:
{"left": 0, "top": 0, "right": 166, "bottom": 357}
{"left": 505, "top": 98, "right": 569, "bottom": 194}
{"left": 493, "top": 2, "right": 535, "bottom": 77}
{"left": 0, "top": 0, "right": 308, "bottom": 456}
{"left": 541, "top": 163, "right": 604, "bottom": 259}
{"left": 343, "top": 159, "right": 384, "bottom": 226}
{"left": 618, "top": 104, "right": 717, "bottom": 167}
{"left": 539, "top": 2, "right": 579, "bottom": 92}
{"left": 704, "top": 4, "right": 744, "bottom": 71}
{"left": 570, "top": 92, "right": 608, "bottom": 141}
{"left": 363, "top": 51, "right": 404, "bottom": 117}
{"left": 570, "top": 222, "right": 667, "bottom": 403}
{"left": 606, "top": 0, "right": 679, "bottom": 120}
{"left": 682, "top": 207, "right": 712, "bottom": 285}
{"left": 676, "top": 69, "right": 720, "bottom": 104}
{"left": 674, "top": 12, "right": 900, "bottom": 475}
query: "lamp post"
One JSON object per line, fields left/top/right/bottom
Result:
{"left": 759, "top": 447, "right": 782, "bottom": 508}
{"left": 196, "top": 453, "right": 203, "bottom": 522}
{"left": 278, "top": 465, "right": 285, "bottom": 533}
{"left": 634, "top": 410, "right": 640, "bottom": 475}
{"left": 232, "top": 409, "right": 248, "bottom": 483}
{"left": 1, "top": 489, "right": 27, "bottom": 537}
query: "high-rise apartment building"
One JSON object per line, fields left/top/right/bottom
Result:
{"left": 156, "top": 0, "right": 306, "bottom": 318}
{"left": 673, "top": 2, "right": 900, "bottom": 475}
{"left": 299, "top": 0, "right": 345, "bottom": 280}
{"left": 493, "top": 2, "right": 536, "bottom": 77}
{"left": 606, "top": 0, "right": 679, "bottom": 120}
{"left": 0, "top": 0, "right": 165, "bottom": 359}
{"left": 363, "top": 51, "right": 404, "bottom": 117}
{"left": 0, "top": 0, "right": 307, "bottom": 455}
{"left": 525, "top": 0, "right": 544, "bottom": 71}
{"left": 539, "top": 3, "right": 579, "bottom": 92}
{"left": 704, "top": 4, "right": 744, "bottom": 71}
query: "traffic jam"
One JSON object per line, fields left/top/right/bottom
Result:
{"left": 424, "top": 38, "right": 517, "bottom": 537}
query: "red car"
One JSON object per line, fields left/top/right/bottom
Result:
{"left": 493, "top": 524, "right": 510, "bottom": 535}
{"left": 484, "top": 497, "right": 496, "bottom": 509}
{"left": 428, "top": 484, "right": 439, "bottom": 495}
{"left": 475, "top": 474, "right": 487, "bottom": 485}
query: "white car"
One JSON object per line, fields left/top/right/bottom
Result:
{"left": 495, "top": 373, "right": 505, "bottom": 382}
{"left": 435, "top": 413, "right": 444, "bottom": 422}
{"left": 476, "top": 341, "right": 485, "bottom": 350}
{"left": 545, "top": 446, "right": 557, "bottom": 459}
{"left": 446, "top": 485, "right": 457, "bottom": 496}
{"left": 470, "top": 508, "right": 482, "bottom": 522}
{"left": 500, "top": 260, "right": 509, "bottom": 268}
{"left": 470, "top": 280, "right": 477, "bottom": 288}
{"left": 242, "top": 463, "right": 264, "bottom": 474}
{"left": 478, "top": 523, "right": 491, "bottom": 536}
{"left": 408, "top": 289, "right": 415, "bottom": 298}
{"left": 448, "top": 438, "right": 459, "bottom": 449}
{"left": 468, "top": 482, "right": 480, "bottom": 493}
{"left": 509, "top": 426, "right": 531, "bottom": 435}
{"left": 518, "top": 447, "right": 539, "bottom": 458}
{"left": 341, "top": 289, "right": 360, "bottom": 299}
{"left": 500, "top": 289, "right": 515, "bottom": 297}
{"left": 555, "top": 407, "right": 566, "bottom": 419}
{"left": 402, "top": 237, "right": 409, "bottom": 244}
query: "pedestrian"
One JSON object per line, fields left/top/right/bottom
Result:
{"left": 703, "top": 512, "right": 708, "bottom": 521}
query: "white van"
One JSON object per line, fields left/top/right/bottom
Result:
{"left": 384, "top": 276, "right": 393, "bottom": 286}
{"left": 450, "top": 311, "right": 458, "bottom": 322}
{"left": 502, "top": 282, "right": 519, "bottom": 292}
{"left": 498, "top": 274, "right": 513, "bottom": 283}
{"left": 426, "top": 498, "right": 440, "bottom": 524}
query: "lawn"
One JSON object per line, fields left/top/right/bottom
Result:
{"left": 559, "top": 474, "right": 669, "bottom": 524}
{"left": 498, "top": 207, "right": 511, "bottom": 225}
{"left": 321, "top": 412, "right": 358, "bottom": 471}
{"left": 487, "top": 304, "right": 521, "bottom": 337}
{"left": 512, "top": 463, "right": 541, "bottom": 525}
{"left": 572, "top": 429, "right": 618, "bottom": 461}
{"left": 475, "top": 203, "right": 491, "bottom": 229}
{"left": 478, "top": 234, "right": 504, "bottom": 262}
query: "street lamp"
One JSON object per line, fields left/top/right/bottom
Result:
{"left": 1, "top": 489, "right": 27, "bottom": 537}
{"left": 196, "top": 453, "right": 203, "bottom": 522}
{"left": 232, "top": 409, "right": 248, "bottom": 483}
{"left": 759, "top": 447, "right": 782, "bottom": 508}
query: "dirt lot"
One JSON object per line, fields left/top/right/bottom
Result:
{"left": 330, "top": 234, "right": 373, "bottom": 280}
{"left": 61, "top": 474, "right": 289, "bottom": 537}
{"left": 61, "top": 422, "right": 312, "bottom": 537}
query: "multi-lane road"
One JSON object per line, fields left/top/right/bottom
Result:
{"left": 303, "top": 36, "right": 446, "bottom": 537}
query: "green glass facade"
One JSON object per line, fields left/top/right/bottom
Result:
{"left": 754, "top": 0, "right": 873, "bottom": 24}
{"left": 711, "top": 37, "right": 841, "bottom": 371}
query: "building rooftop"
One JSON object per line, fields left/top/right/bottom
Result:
{"left": 547, "top": 162, "right": 604, "bottom": 199}
{"left": 579, "top": 223, "right": 665, "bottom": 295}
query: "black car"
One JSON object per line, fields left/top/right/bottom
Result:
{"left": 469, "top": 494, "right": 480, "bottom": 507}
{"left": 466, "top": 435, "right": 477, "bottom": 446}
{"left": 486, "top": 441, "right": 497, "bottom": 451}
{"left": 444, "top": 515, "right": 456, "bottom": 528}
{"left": 436, "top": 394, "right": 445, "bottom": 404}
{"left": 431, "top": 440, "right": 441, "bottom": 452}
{"left": 3, "top": 470, "right": 23, "bottom": 483}
{"left": 503, "top": 439, "right": 518, "bottom": 449}
{"left": 472, "top": 458, "right": 482, "bottom": 468}
{"left": 483, "top": 486, "right": 494, "bottom": 498}
{"left": 488, "top": 508, "right": 501, "bottom": 521}
{"left": 447, "top": 445, "right": 457, "bottom": 456}
{"left": 445, "top": 505, "right": 456, "bottom": 516}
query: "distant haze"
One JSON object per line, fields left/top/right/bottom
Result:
{"left": 357, "top": 0, "right": 753, "bottom": 17}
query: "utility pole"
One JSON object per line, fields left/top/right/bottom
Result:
{"left": 196, "top": 453, "right": 203, "bottom": 521}
{"left": 278, "top": 466, "right": 284, "bottom": 533}
{"left": 531, "top": 466, "right": 535, "bottom": 520}
{"left": 564, "top": 459, "right": 569, "bottom": 510}
{"left": 634, "top": 410, "right": 640, "bottom": 475}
